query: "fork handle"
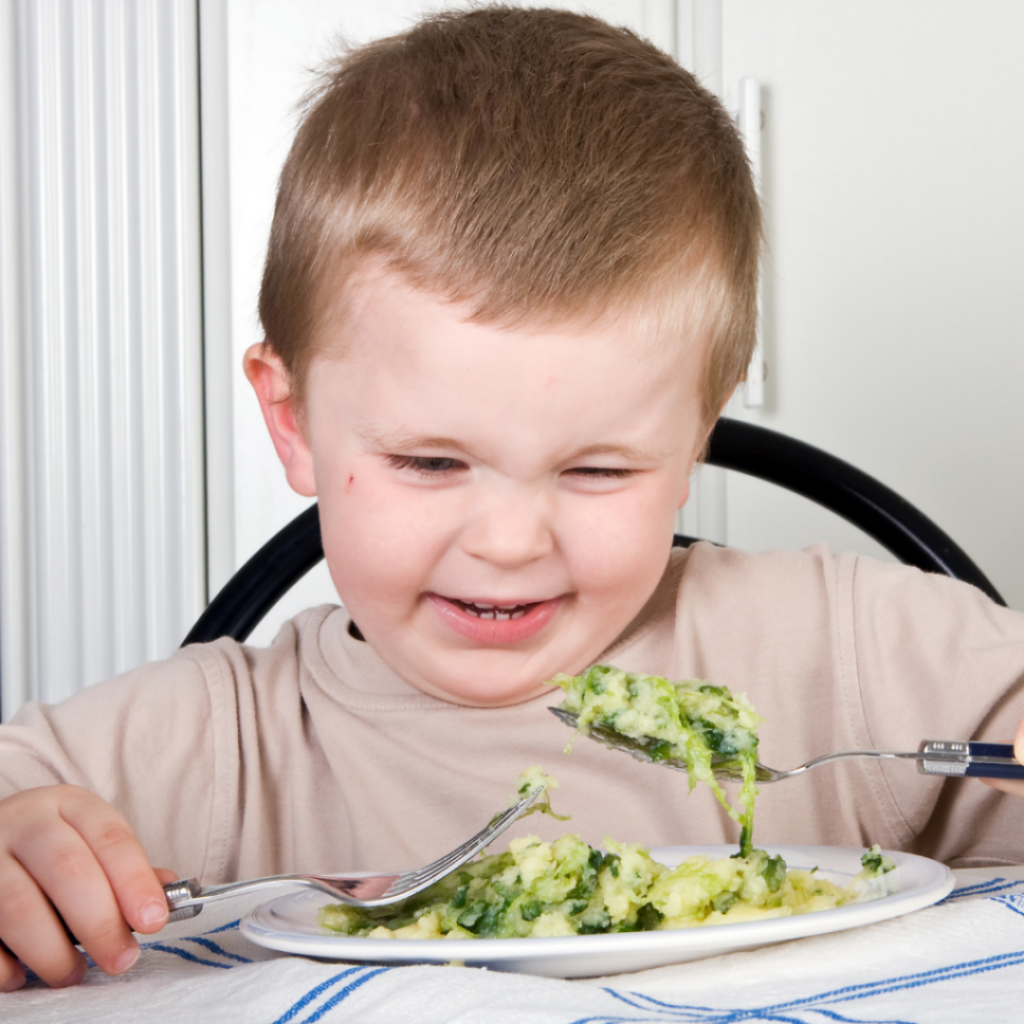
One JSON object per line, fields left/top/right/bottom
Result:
{"left": 918, "top": 740, "right": 1024, "bottom": 779}
{"left": 160, "top": 874, "right": 349, "bottom": 921}
{"left": 57, "top": 878, "right": 203, "bottom": 944}
{"left": 164, "top": 878, "right": 205, "bottom": 922}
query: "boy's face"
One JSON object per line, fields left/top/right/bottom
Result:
{"left": 248, "top": 271, "right": 710, "bottom": 707}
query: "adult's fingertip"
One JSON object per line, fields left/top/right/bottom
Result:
{"left": 136, "top": 900, "right": 168, "bottom": 931}
{"left": 1, "top": 969, "right": 26, "bottom": 993}
{"left": 1013, "top": 721, "right": 1024, "bottom": 764}
{"left": 982, "top": 775, "right": 1024, "bottom": 798}
{"left": 110, "top": 943, "right": 140, "bottom": 975}
{"left": 57, "top": 956, "right": 88, "bottom": 988}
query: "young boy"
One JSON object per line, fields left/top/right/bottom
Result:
{"left": 2, "top": 4, "right": 1023, "bottom": 992}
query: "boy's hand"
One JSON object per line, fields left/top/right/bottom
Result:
{"left": 982, "top": 720, "right": 1024, "bottom": 800}
{"left": 0, "top": 785, "right": 171, "bottom": 990}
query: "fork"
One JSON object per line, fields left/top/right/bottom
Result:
{"left": 162, "top": 785, "right": 543, "bottom": 922}
{"left": 549, "top": 708, "right": 1024, "bottom": 783}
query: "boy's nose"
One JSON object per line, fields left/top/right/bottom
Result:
{"left": 459, "top": 494, "right": 555, "bottom": 568}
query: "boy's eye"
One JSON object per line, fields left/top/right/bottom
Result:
{"left": 386, "top": 454, "right": 465, "bottom": 475}
{"left": 566, "top": 466, "right": 636, "bottom": 479}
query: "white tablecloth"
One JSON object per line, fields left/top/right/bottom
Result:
{"left": 5, "top": 866, "right": 1024, "bottom": 1024}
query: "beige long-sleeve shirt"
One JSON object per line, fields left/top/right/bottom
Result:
{"left": 2, "top": 543, "right": 1023, "bottom": 880}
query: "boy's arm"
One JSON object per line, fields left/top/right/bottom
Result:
{"left": 0, "top": 647, "right": 230, "bottom": 875}
{"left": 0, "top": 647, "right": 233, "bottom": 989}
{"left": 851, "top": 555, "right": 1024, "bottom": 864}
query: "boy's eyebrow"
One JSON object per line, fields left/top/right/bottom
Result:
{"left": 362, "top": 431, "right": 472, "bottom": 455}
{"left": 568, "top": 442, "right": 671, "bottom": 463}
{"left": 363, "top": 431, "right": 670, "bottom": 463}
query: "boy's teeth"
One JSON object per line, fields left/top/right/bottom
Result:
{"left": 459, "top": 600, "right": 531, "bottom": 620}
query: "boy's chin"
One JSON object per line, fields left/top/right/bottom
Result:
{"left": 411, "top": 671, "right": 560, "bottom": 708}
{"left": 354, "top": 609, "right": 595, "bottom": 706}
{"left": 387, "top": 649, "right": 563, "bottom": 707}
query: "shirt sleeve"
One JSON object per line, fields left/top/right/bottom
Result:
{"left": 0, "top": 643, "right": 242, "bottom": 881}
{"left": 848, "top": 555, "right": 1024, "bottom": 866}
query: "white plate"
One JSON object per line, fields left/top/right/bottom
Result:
{"left": 240, "top": 844, "right": 952, "bottom": 978}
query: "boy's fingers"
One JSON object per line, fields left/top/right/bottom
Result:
{"left": 56, "top": 792, "right": 168, "bottom": 936}
{"left": 9, "top": 789, "right": 152, "bottom": 973}
{"left": 13, "top": 823, "right": 140, "bottom": 979}
{"left": 0, "top": 943, "right": 27, "bottom": 993}
{"left": 0, "top": 859, "right": 87, "bottom": 987}
{"left": 1014, "top": 718, "right": 1024, "bottom": 766}
{"left": 982, "top": 776, "right": 1024, "bottom": 799}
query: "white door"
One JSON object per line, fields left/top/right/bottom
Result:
{"left": 719, "top": 0, "right": 1024, "bottom": 613}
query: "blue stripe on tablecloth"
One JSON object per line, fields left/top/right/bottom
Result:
{"left": 270, "top": 966, "right": 387, "bottom": 1024}
{"left": 293, "top": 967, "right": 391, "bottom": 1023}
{"left": 945, "top": 878, "right": 1023, "bottom": 900}
{"left": 587, "top": 946, "right": 1024, "bottom": 1023}
{"left": 143, "top": 942, "right": 236, "bottom": 969}
{"left": 993, "top": 895, "right": 1024, "bottom": 919}
{"left": 202, "top": 918, "right": 243, "bottom": 934}
{"left": 181, "top": 935, "right": 253, "bottom": 964}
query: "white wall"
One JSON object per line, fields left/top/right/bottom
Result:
{"left": 720, "top": 0, "right": 1024, "bottom": 609}
{"left": 1, "top": 0, "right": 206, "bottom": 719}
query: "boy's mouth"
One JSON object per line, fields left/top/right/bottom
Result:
{"left": 426, "top": 593, "right": 563, "bottom": 643}
{"left": 448, "top": 599, "right": 538, "bottom": 621}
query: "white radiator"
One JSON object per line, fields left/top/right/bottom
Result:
{"left": 0, "top": 0, "right": 205, "bottom": 720}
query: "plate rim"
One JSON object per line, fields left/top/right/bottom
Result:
{"left": 239, "top": 844, "right": 952, "bottom": 967}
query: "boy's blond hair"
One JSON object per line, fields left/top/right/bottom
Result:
{"left": 259, "top": 5, "right": 760, "bottom": 430}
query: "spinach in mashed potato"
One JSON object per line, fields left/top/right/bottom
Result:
{"left": 319, "top": 831, "right": 894, "bottom": 940}
{"left": 554, "top": 665, "right": 762, "bottom": 855}
{"left": 318, "top": 764, "right": 896, "bottom": 941}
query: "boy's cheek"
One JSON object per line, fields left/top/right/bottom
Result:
{"left": 317, "top": 482, "right": 437, "bottom": 592}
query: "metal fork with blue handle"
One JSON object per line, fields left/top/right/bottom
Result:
{"left": 549, "top": 708, "right": 1024, "bottom": 783}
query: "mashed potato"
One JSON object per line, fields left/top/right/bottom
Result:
{"left": 319, "top": 757, "right": 895, "bottom": 942}
{"left": 319, "top": 830, "right": 894, "bottom": 939}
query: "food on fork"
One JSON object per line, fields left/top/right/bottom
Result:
{"left": 555, "top": 666, "right": 762, "bottom": 855}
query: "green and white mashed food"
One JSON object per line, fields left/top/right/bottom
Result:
{"left": 556, "top": 665, "right": 762, "bottom": 856}
{"left": 319, "top": 671, "right": 896, "bottom": 941}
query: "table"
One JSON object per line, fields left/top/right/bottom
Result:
{"left": 6, "top": 865, "right": 1024, "bottom": 1023}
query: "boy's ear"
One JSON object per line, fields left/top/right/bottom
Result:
{"left": 678, "top": 389, "right": 736, "bottom": 508}
{"left": 243, "top": 344, "right": 317, "bottom": 497}
{"left": 676, "top": 476, "right": 692, "bottom": 511}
